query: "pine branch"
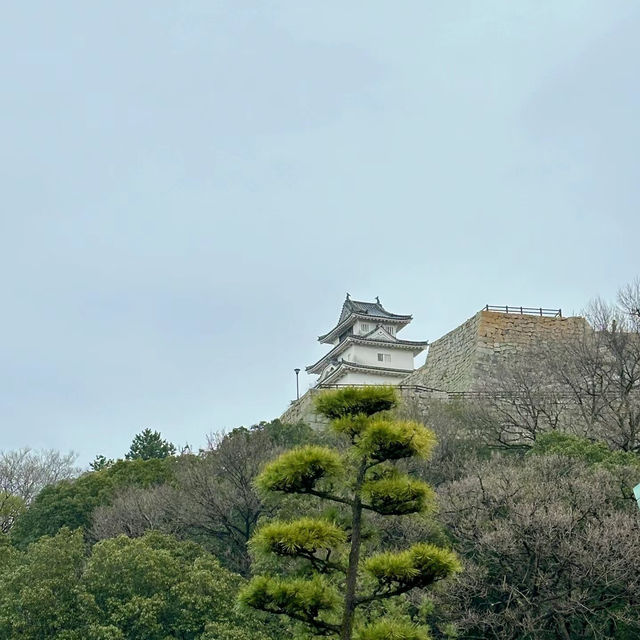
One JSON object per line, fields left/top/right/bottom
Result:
{"left": 355, "top": 583, "right": 414, "bottom": 605}
{"left": 263, "top": 607, "right": 340, "bottom": 635}
{"left": 298, "top": 549, "right": 345, "bottom": 574}
{"left": 304, "top": 488, "right": 354, "bottom": 507}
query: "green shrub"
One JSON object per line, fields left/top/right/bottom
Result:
{"left": 530, "top": 431, "right": 640, "bottom": 468}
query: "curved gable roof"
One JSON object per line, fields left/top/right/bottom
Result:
{"left": 339, "top": 296, "right": 412, "bottom": 323}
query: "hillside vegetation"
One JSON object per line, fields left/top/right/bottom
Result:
{"left": 1, "top": 282, "right": 640, "bottom": 639}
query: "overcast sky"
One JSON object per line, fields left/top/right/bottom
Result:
{"left": 1, "top": 2, "right": 639, "bottom": 464}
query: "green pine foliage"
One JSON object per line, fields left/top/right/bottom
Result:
{"left": 357, "top": 418, "right": 437, "bottom": 461}
{"left": 241, "top": 387, "right": 459, "bottom": 640}
{"left": 125, "top": 429, "right": 176, "bottom": 461}
{"left": 363, "top": 475, "right": 435, "bottom": 516}
{"left": 356, "top": 619, "right": 432, "bottom": 640}
{"left": 239, "top": 575, "right": 339, "bottom": 621}
{"left": 251, "top": 518, "right": 346, "bottom": 557}
{"left": 256, "top": 445, "right": 342, "bottom": 493}
{"left": 314, "top": 386, "right": 397, "bottom": 419}
{"left": 332, "top": 413, "right": 372, "bottom": 438}
{"left": 365, "top": 543, "right": 461, "bottom": 590}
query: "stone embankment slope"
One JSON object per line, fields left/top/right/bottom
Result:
{"left": 403, "top": 310, "right": 587, "bottom": 392}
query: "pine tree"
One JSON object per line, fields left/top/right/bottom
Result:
{"left": 240, "top": 386, "right": 460, "bottom": 640}
{"left": 125, "top": 429, "right": 176, "bottom": 461}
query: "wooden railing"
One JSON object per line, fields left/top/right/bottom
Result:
{"left": 484, "top": 305, "right": 562, "bottom": 317}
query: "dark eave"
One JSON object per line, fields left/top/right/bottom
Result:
{"left": 318, "top": 313, "right": 412, "bottom": 344}
{"left": 317, "top": 360, "right": 412, "bottom": 385}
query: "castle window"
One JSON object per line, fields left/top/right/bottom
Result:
{"left": 386, "top": 326, "right": 395, "bottom": 334}
{"left": 377, "top": 353, "right": 391, "bottom": 363}
{"left": 360, "top": 324, "right": 369, "bottom": 333}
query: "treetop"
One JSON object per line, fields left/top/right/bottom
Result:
{"left": 315, "top": 386, "right": 397, "bottom": 419}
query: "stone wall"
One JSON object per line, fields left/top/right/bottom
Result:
{"left": 402, "top": 313, "right": 480, "bottom": 391}
{"left": 471, "top": 311, "right": 588, "bottom": 389}
{"left": 401, "top": 310, "right": 589, "bottom": 392}
{"left": 279, "top": 390, "right": 328, "bottom": 430}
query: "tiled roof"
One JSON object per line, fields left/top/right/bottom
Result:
{"left": 318, "top": 296, "right": 414, "bottom": 344}
{"left": 339, "top": 297, "right": 412, "bottom": 323}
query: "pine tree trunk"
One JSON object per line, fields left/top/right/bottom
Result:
{"left": 340, "top": 459, "right": 367, "bottom": 640}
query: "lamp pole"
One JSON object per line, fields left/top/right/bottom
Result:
{"left": 294, "top": 368, "right": 300, "bottom": 400}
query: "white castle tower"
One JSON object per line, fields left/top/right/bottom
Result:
{"left": 306, "top": 294, "right": 428, "bottom": 387}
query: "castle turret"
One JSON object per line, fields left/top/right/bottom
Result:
{"left": 307, "top": 295, "right": 428, "bottom": 386}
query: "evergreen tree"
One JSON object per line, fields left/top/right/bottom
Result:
{"left": 240, "top": 387, "right": 460, "bottom": 640}
{"left": 125, "top": 429, "right": 176, "bottom": 460}
{"left": 89, "top": 454, "right": 114, "bottom": 471}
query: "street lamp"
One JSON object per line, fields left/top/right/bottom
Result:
{"left": 294, "top": 368, "right": 300, "bottom": 400}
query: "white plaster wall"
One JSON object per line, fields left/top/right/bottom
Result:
{"left": 354, "top": 320, "right": 373, "bottom": 335}
{"left": 354, "top": 320, "right": 400, "bottom": 336}
{"left": 350, "top": 343, "right": 415, "bottom": 369}
{"left": 341, "top": 344, "right": 356, "bottom": 362}
{"left": 340, "top": 371, "right": 406, "bottom": 385}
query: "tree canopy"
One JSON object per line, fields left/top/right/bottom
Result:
{"left": 0, "top": 528, "right": 287, "bottom": 640}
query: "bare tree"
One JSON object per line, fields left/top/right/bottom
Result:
{"left": 174, "top": 429, "right": 284, "bottom": 575}
{"left": 618, "top": 277, "right": 640, "bottom": 321}
{"left": 475, "top": 350, "right": 567, "bottom": 449}
{"left": 545, "top": 291, "right": 640, "bottom": 452}
{"left": 471, "top": 280, "right": 640, "bottom": 453}
{"left": 0, "top": 448, "right": 80, "bottom": 505}
{"left": 90, "top": 483, "right": 181, "bottom": 541}
{"left": 436, "top": 455, "right": 640, "bottom": 639}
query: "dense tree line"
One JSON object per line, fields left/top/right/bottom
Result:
{"left": 3, "top": 417, "right": 637, "bottom": 639}
{"left": 0, "top": 528, "right": 285, "bottom": 639}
